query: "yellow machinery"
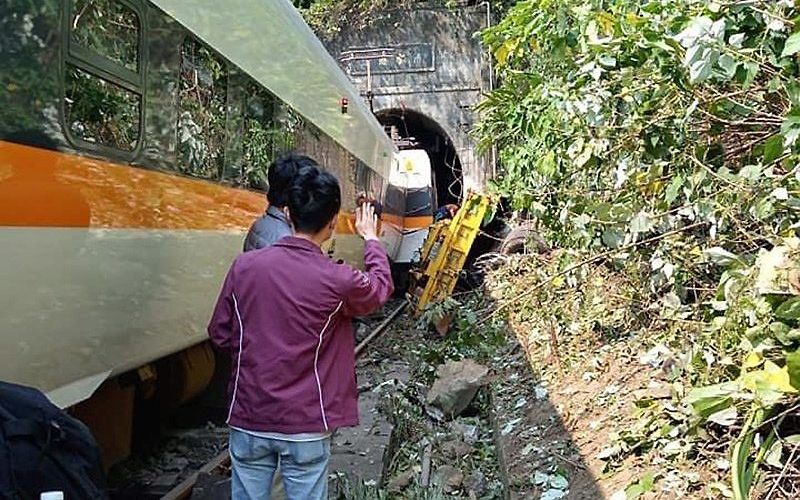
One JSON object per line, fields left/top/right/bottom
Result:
{"left": 410, "top": 192, "right": 492, "bottom": 317}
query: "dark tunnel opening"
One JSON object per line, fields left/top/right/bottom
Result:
{"left": 375, "top": 109, "right": 463, "bottom": 208}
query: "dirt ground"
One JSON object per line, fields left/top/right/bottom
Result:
{"left": 112, "top": 291, "right": 690, "bottom": 499}
{"left": 490, "top": 341, "right": 647, "bottom": 499}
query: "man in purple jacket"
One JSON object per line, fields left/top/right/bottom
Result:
{"left": 208, "top": 164, "right": 393, "bottom": 500}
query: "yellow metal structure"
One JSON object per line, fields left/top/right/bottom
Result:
{"left": 411, "top": 192, "right": 492, "bottom": 316}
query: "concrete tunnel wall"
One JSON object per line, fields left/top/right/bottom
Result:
{"left": 321, "top": 3, "right": 495, "bottom": 200}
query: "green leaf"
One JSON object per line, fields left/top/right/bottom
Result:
{"left": 781, "top": 32, "right": 800, "bottom": 58}
{"left": 537, "top": 150, "right": 557, "bottom": 176}
{"left": 732, "top": 407, "right": 766, "bottom": 500}
{"left": 649, "top": 40, "right": 675, "bottom": 53}
{"left": 718, "top": 54, "right": 737, "bottom": 79}
{"left": 704, "top": 247, "right": 741, "bottom": 267}
{"left": 738, "top": 164, "right": 762, "bottom": 182}
{"left": 771, "top": 322, "right": 795, "bottom": 346}
{"left": 763, "top": 135, "right": 784, "bottom": 164}
{"left": 625, "top": 485, "right": 645, "bottom": 499}
{"left": 665, "top": 175, "right": 684, "bottom": 204}
{"left": 598, "top": 55, "right": 617, "bottom": 68}
{"left": 742, "top": 61, "right": 759, "bottom": 88}
{"left": 685, "top": 382, "right": 738, "bottom": 419}
{"left": 602, "top": 228, "right": 624, "bottom": 248}
{"left": 787, "top": 350, "right": 800, "bottom": 390}
{"left": 708, "top": 406, "right": 738, "bottom": 426}
{"left": 739, "top": 361, "right": 798, "bottom": 405}
{"left": 775, "top": 297, "right": 800, "bottom": 320}
{"left": 689, "top": 49, "right": 716, "bottom": 84}
{"left": 788, "top": 82, "right": 800, "bottom": 107}
{"left": 753, "top": 198, "right": 776, "bottom": 220}
{"left": 623, "top": 471, "right": 655, "bottom": 499}
{"left": 639, "top": 472, "right": 655, "bottom": 491}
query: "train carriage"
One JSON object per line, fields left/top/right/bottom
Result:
{"left": 0, "top": 0, "right": 432, "bottom": 466}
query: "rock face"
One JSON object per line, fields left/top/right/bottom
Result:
{"left": 323, "top": 5, "right": 493, "bottom": 194}
{"left": 426, "top": 359, "right": 489, "bottom": 418}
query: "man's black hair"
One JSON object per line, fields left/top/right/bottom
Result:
{"left": 288, "top": 164, "right": 341, "bottom": 234}
{"left": 267, "top": 153, "right": 315, "bottom": 208}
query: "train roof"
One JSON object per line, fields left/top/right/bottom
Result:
{"left": 150, "top": 0, "right": 397, "bottom": 179}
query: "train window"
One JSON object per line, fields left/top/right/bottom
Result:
{"left": 238, "top": 81, "right": 299, "bottom": 188}
{"left": 177, "top": 38, "right": 228, "bottom": 180}
{"left": 71, "top": 0, "right": 140, "bottom": 72}
{"left": 64, "top": 64, "right": 141, "bottom": 151}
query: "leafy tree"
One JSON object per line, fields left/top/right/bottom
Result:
{"left": 0, "top": 0, "right": 61, "bottom": 138}
{"left": 294, "top": 0, "right": 514, "bottom": 37}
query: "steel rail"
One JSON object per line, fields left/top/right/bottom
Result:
{"left": 354, "top": 300, "right": 408, "bottom": 357}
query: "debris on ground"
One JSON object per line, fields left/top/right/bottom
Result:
{"left": 426, "top": 359, "right": 490, "bottom": 419}
{"left": 343, "top": 293, "right": 507, "bottom": 499}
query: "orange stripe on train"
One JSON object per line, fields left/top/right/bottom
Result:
{"left": 0, "top": 140, "right": 264, "bottom": 230}
{"left": 0, "top": 140, "right": 432, "bottom": 233}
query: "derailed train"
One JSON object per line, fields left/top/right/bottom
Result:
{"left": 0, "top": 0, "right": 434, "bottom": 465}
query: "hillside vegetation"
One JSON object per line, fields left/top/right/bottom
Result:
{"left": 476, "top": 1, "right": 800, "bottom": 498}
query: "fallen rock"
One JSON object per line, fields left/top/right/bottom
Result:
{"left": 388, "top": 468, "right": 417, "bottom": 492}
{"left": 451, "top": 421, "right": 480, "bottom": 443}
{"left": 432, "top": 465, "right": 464, "bottom": 493}
{"left": 426, "top": 359, "right": 489, "bottom": 418}
{"left": 441, "top": 439, "right": 473, "bottom": 459}
{"left": 464, "top": 470, "right": 488, "bottom": 496}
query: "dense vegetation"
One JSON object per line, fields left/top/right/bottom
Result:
{"left": 293, "top": 0, "right": 514, "bottom": 37}
{"left": 476, "top": 0, "right": 800, "bottom": 497}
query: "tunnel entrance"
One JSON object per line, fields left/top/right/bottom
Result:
{"left": 375, "top": 109, "right": 463, "bottom": 207}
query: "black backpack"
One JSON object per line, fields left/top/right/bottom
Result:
{"left": 0, "top": 382, "right": 107, "bottom": 499}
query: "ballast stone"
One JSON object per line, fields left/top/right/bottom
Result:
{"left": 426, "top": 359, "right": 489, "bottom": 418}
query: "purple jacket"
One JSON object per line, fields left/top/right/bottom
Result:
{"left": 208, "top": 237, "right": 393, "bottom": 433}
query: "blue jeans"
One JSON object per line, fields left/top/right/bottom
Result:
{"left": 229, "top": 429, "right": 331, "bottom": 500}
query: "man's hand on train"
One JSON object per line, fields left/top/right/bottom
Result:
{"left": 355, "top": 203, "right": 379, "bottom": 242}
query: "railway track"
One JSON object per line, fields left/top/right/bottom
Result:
{"left": 161, "top": 449, "right": 231, "bottom": 500}
{"left": 111, "top": 299, "right": 409, "bottom": 500}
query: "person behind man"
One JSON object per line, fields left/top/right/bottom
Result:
{"left": 434, "top": 203, "right": 459, "bottom": 222}
{"left": 243, "top": 153, "right": 315, "bottom": 252}
{"left": 208, "top": 163, "right": 394, "bottom": 499}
